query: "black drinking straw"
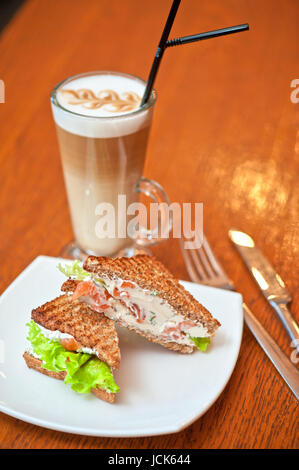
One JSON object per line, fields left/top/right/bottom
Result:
{"left": 166, "top": 23, "right": 249, "bottom": 47}
{"left": 141, "top": 13, "right": 249, "bottom": 106}
{"left": 141, "top": 0, "right": 181, "bottom": 106}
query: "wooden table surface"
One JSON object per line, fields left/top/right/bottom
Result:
{"left": 0, "top": 0, "right": 298, "bottom": 449}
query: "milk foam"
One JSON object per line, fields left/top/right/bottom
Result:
{"left": 51, "top": 73, "right": 154, "bottom": 138}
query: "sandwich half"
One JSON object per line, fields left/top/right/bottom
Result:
{"left": 24, "top": 294, "right": 120, "bottom": 403}
{"left": 60, "top": 256, "right": 221, "bottom": 354}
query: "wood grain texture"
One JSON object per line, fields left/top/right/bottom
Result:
{"left": 0, "top": 0, "right": 298, "bottom": 449}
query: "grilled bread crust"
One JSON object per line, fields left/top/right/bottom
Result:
{"left": 31, "top": 295, "right": 120, "bottom": 370}
{"left": 23, "top": 352, "right": 115, "bottom": 403}
{"left": 61, "top": 279, "right": 80, "bottom": 293}
{"left": 61, "top": 279, "right": 194, "bottom": 353}
{"left": 122, "top": 326, "right": 194, "bottom": 353}
{"left": 84, "top": 255, "right": 220, "bottom": 334}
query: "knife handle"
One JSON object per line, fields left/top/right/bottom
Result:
{"left": 270, "top": 302, "right": 299, "bottom": 352}
{"left": 243, "top": 303, "right": 299, "bottom": 400}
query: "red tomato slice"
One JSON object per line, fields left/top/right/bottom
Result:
{"left": 113, "top": 287, "right": 130, "bottom": 298}
{"left": 72, "top": 281, "right": 97, "bottom": 300}
{"left": 60, "top": 338, "right": 81, "bottom": 352}
{"left": 129, "top": 303, "right": 145, "bottom": 323}
{"left": 104, "top": 290, "right": 112, "bottom": 300}
{"left": 162, "top": 325, "right": 182, "bottom": 341}
{"left": 121, "top": 281, "right": 135, "bottom": 289}
{"left": 99, "top": 304, "right": 110, "bottom": 310}
{"left": 179, "top": 320, "right": 197, "bottom": 332}
{"left": 72, "top": 281, "right": 111, "bottom": 312}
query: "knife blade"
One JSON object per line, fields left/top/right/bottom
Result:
{"left": 229, "top": 230, "right": 299, "bottom": 351}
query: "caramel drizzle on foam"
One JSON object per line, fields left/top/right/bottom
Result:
{"left": 60, "top": 88, "right": 141, "bottom": 113}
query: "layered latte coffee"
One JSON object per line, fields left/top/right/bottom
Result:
{"left": 51, "top": 72, "right": 156, "bottom": 256}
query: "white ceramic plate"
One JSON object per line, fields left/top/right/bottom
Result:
{"left": 0, "top": 256, "right": 243, "bottom": 437}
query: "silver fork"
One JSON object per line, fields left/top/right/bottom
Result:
{"left": 180, "top": 236, "right": 299, "bottom": 400}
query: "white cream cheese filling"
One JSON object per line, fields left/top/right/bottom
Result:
{"left": 91, "top": 277, "right": 210, "bottom": 347}
{"left": 28, "top": 323, "right": 98, "bottom": 357}
{"left": 25, "top": 342, "right": 40, "bottom": 359}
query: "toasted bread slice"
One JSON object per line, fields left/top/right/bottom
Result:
{"left": 62, "top": 255, "right": 220, "bottom": 353}
{"left": 32, "top": 294, "right": 120, "bottom": 370}
{"left": 23, "top": 352, "right": 115, "bottom": 403}
{"left": 61, "top": 278, "right": 80, "bottom": 293}
{"left": 84, "top": 255, "right": 220, "bottom": 333}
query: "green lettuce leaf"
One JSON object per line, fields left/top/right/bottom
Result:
{"left": 57, "top": 260, "right": 90, "bottom": 280}
{"left": 57, "top": 260, "right": 105, "bottom": 285}
{"left": 26, "top": 321, "right": 119, "bottom": 394}
{"left": 190, "top": 336, "right": 210, "bottom": 352}
{"left": 64, "top": 358, "right": 120, "bottom": 394}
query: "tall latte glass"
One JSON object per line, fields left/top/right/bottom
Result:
{"left": 51, "top": 71, "right": 171, "bottom": 258}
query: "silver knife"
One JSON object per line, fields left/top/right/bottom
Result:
{"left": 229, "top": 229, "right": 299, "bottom": 352}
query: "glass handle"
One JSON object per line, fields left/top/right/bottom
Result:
{"left": 132, "top": 177, "right": 173, "bottom": 247}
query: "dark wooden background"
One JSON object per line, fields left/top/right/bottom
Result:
{"left": 0, "top": 0, "right": 298, "bottom": 449}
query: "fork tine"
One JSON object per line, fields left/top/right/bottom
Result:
{"left": 186, "top": 251, "right": 203, "bottom": 284}
{"left": 180, "top": 235, "right": 234, "bottom": 290}
{"left": 202, "top": 236, "right": 226, "bottom": 277}
{"left": 179, "top": 238, "right": 202, "bottom": 283}
{"left": 190, "top": 248, "right": 208, "bottom": 280}
{"left": 180, "top": 237, "right": 216, "bottom": 282}
{"left": 197, "top": 245, "right": 215, "bottom": 278}
{"left": 181, "top": 235, "right": 217, "bottom": 280}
